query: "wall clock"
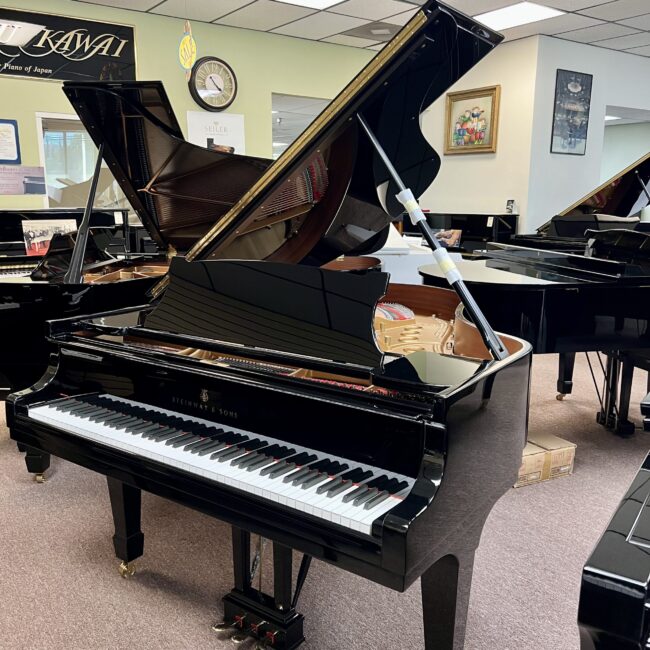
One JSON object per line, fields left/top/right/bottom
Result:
{"left": 189, "top": 56, "right": 237, "bottom": 111}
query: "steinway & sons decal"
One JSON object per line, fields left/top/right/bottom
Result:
{"left": 0, "top": 8, "right": 135, "bottom": 81}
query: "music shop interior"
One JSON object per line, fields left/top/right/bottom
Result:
{"left": 1, "top": 0, "right": 650, "bottom": 648}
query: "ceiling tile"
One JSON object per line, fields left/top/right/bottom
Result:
{"left": 619, "top": 12, "right": 650, "bottom": 29}
{"left": 150, "top": 0, "right": 253, "bottom": 21}
{"left": 624, "top": 44, "right": 650, "bottom": 56}
{"left": 271, "top": 12, "right": 368, "bottom": 39}
{"left": 322, "top": 33, "right": 380, "bottom": 47}
{"left": 595, "top": 31, "right": 650, "bottom": 49}
{"left": 384, "top": 8, "right": 418, "bottom": 25}
{"left": 76, "top": 0, "right": 160, "bottom": 9}
{"left": 441, "top": 0, "right": 515, "bottom": 15}
{"left": 557, "top": 22, "right": 638, "bottom": 42}
{"left": 503, "top": 13, "right": 601, "bottom": 40}
{"left": 215, "top": 0, "right": 315, "bottom": 30}
{"left": 329, "top": 0, "right": 415, "bottom": 20}
{"left": 578, "top": 0, "right": 650, "bottom": 20}
{"left": 542, "top": 0, "right": 613, "bottom": 9}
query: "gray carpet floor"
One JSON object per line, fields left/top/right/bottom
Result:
{"left": 1, "top": 353, "right": 648, "bottom": 650}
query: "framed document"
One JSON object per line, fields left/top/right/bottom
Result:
{"left": 0, "top": 120, "right": 20, "bottom": 164}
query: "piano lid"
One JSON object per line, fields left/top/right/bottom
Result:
{"left": 62, "top": 80, "right": 272, "bottom": 253}
{"left": 144, "top": 257, "right": 389, "bottom": 368}
{"left": 537, "top": 152, "right": 650, "bottom": 234}
{"left": 179, "top": 2, "right": 502, "bottom": 266}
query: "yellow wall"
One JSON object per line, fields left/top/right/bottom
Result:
{"left": 0, "top": 0, "right": 372, "bottom": 208}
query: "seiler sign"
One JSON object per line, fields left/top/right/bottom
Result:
{"left": 0, "top": 8, "right": 135, "bottom": 81}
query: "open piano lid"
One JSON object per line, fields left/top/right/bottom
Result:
{"left": 64, "top": 3, "right": 502, "bottom": 269}
{"left": 536, "top": 151, "right": 650, "bottom": 234}
{"left": 153, "top": 2, "right": 500, "bottom": 268}
{"left": 62, "top": 80, "right": 272, "bottom": 254}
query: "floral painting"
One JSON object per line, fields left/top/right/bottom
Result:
{"left": 444, "top": 85, "right": 501, "bottom": 155}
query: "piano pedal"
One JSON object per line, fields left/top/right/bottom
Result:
{"left": 34, "top": 473, "right": 46, "bottom": 484}
{"left": 118, "top": 561, "right": 136, "bottom": 579}
{"left": 213, "top": 615, "right": 247, "bottom": 637}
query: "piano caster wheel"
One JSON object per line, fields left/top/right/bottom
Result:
{"left": 34, "top": 473, "right": 46, "bottom": 483}
{"left": 118, "top": 561, "right": 136, "bottom": 579}
{"left": 556, "top": 393, "right": 565, "bottom": 401}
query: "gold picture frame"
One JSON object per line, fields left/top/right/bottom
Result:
{"left": 444, "top": 85, "right": 501, "bottom": 155}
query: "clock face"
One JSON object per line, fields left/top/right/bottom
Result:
{"left": 189, "top": 57, "right": 237, "bottom": 111}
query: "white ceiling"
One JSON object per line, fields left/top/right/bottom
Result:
{"left": 271, "top": 93, "right": 329, "bottom": 157}
{"left": 71, "top": 0, "right": 650, "bottom": 57}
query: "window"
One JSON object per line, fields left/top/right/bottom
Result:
{"left": 38, "top": 114, "right": 127, "bottom": 210}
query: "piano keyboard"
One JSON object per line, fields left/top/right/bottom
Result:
{"left": 29, "top": 394, "right": 414, "bottom": 536}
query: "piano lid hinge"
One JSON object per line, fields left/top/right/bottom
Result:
{"left": 167, "top": 244, "right": 177, "bottom": 260}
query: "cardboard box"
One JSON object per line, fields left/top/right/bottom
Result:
{"left": 515, "top": 434, "right": 576, "bottom": 488}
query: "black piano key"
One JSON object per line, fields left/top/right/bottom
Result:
{"left": 71, "top": 406, "right": 106, "bottom": 418}
{"left": 284, "top": 466, "right": 313, "bottom": 484}
{"left": 317, "top": 476, "right": 343, "bottom": 495}
{"left": 363, "top": 491, "right": 390, "bottom": 510}
{"left": 342, "top": 485, "right": 369, "bottom": 503}
{"left": 164, "top": 432, "right": 196, "bottom": 446}
{"left": 388, "top": 480, "right": 409, "bottom": 494}
{"left": 245, "top": 455, "right": 277, "bottom": 471}
{"left": 105, "top": 416, "right": 136, "bottom": 428}
{"left": 171, "top": 435, "right": 201, "bottom": 448}
{"left": 210, "top": 439, "right": 248, "bottom": 460}
{"left": 196, "top": 440, "right": 229, "bottom": 456}
{"left": 341, "top": 468, "right": 373, "bottom": 484}
{"left": 183, "top": 438, "right": 213, "bottom": 452}
{"left": 54, "top": 400, "right": 90, "bottom": 413}
{"left": 152, "top": 429, "right": 186, "bottom": 442}
{"left": 366, "top": 475, "right": 390, "bottom": 490}
{"left": 84, "top": 408, "right": 117, "bottom": 422}
{"left": 266, "top": 462, "right": 297, "bottom": 478}
{"left": 214, "top": 446, "right": 248, "bottom": 462}
{"left": 325, "top": 480, "right": 353, "bottom": 498}
{"left": 353, "top": 488, "right": 380, "bottom": 507}
{"left": 300, "top": 472, "right": 329, "bottom": 489}
{"left": 231, "top": 451, "right": 262, "bottom": 467}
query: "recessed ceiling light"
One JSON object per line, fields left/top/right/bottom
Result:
{"left": 475, "top": 2, "right": 564, "bottom": 31}
{"left": 370, "top": 28, "right": 392, "bottom": 35}
{"left": 605, "top": 115, "right": 622, "bottom": 121}
{"left": 278, "top": 0, "right": 343, "bottom": 8}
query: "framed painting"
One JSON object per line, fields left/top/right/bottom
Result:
{"left": 550, "top": 69, "right": 593, "bottom": 155}
{"left": 444, "top": 85, "right": 500, "bottom": 155}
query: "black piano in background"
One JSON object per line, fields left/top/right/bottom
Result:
{"left": 511, "top": 152, "right": 649, "bottom": 252}
{"left": 420, "top": 155, "right": 650, "bottom": 436}
{"left": 0, "top": 80, "right": 279, "bottom": 398}
{"left": 578, "top": 450, "right": 650, "bottom": 649}
{"left": 8, "top": 4, "right": 533, "bottom": 649}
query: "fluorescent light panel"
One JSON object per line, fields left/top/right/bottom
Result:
{"left": 605, "top": 115, "right": 622, "bottom": 121}
{"left": 278, "top": 0, "right": 343, "bottom": 9}
{"left": 475, "top": 2, "right": 564, "bottom": 31}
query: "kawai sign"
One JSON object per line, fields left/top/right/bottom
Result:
{"left": 0, "top": 8, "right": 135, "bottom": 81}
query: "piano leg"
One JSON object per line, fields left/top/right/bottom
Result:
{"left": 421, "top": 549, "right": 476, "bottom": 650}
{"left": 22, "top": 445, "right": 50, "bottom": 483}
{"left": 219, "top": 527, "right": 306, "bottom": 649}
{"left": 614, "top": 356, "right": 635, "bottom": 437}
{"left": 556, "top": 352, "right": 576, "bottom": 399}
{"left": 107, "top": 477, "right": 144, "bottom": 578}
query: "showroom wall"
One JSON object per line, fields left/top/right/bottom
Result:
{"left": 0, "top": 0, "right": 372, "bottom": 209}
{"left": 420, "top": 36, "right": 539, "bottom": 221}
{"left": 600, "top": 122, "right": 650, "bottom": 182}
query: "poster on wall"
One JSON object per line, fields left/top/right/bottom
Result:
{"left": 21, "top": 218, "right": 76, "bottom": 256}
{"left": 0, "top": 119, "right": 19, "bottom": 163}
{"left": 551, "top": 69, "right": 593, "bottom": 156}
{"left": 0, "top": 8, "right": 135, "bottom": 82}
{"left": 187, "top": 111, "right": 246, "bottom": 154}
{"left": 0, "top": 165, "right": 45, "bottom": 195}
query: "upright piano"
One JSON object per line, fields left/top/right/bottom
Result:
{"left": 420, "top": 155, "right": 650, "bottom": 436}
{"left": 578, "top": 450, "right": 650, "bottom": 649}
{"left": 8, "top": 4, "right": 533, "bottom": 649}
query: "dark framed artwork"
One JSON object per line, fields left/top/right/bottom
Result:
{"left": 550, "top": 69, "right": 593, "bottom": 156}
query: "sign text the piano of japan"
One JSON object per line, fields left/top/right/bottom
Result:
{"left": 0, "top": 8, "right": 135, "bottom": 82}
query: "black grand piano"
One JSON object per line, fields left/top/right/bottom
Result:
{"left": 0, "top": 80, "right": 280, "bottom": 395}
{"left": 8, "top": 4, "right": 532, "bottom": 649}
{"left": 421, "top": 154, "right": 650, "bottom": 436}
{"left": 578, "top": 449, "right": 650, "bottom": 649}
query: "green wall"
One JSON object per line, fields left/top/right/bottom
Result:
{"left": 0, "top": 0, "right": 373, "bottom": 208}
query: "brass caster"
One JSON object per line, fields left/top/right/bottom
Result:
{"left": 118, "top": 561, "right": 136, "bottom": 579}
{"left": 556, "top": 393, "right": 565, "bottom": 401}
{"left": 34, "top": 473, "right": 46, "bottom": 483}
